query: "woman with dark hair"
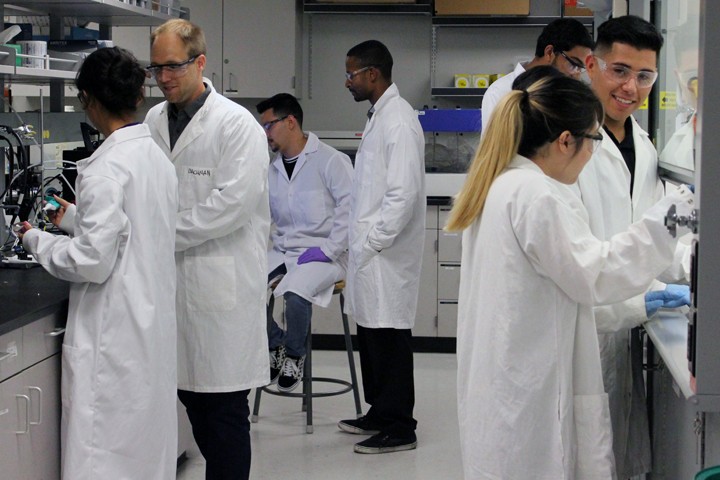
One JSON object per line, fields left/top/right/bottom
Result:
{"left": 19, "top": 47, "right": 178, "bottom": 479}
{"left": 446, "top": 74, "right": 693, "bottom": 479}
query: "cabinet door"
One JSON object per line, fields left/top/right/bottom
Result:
{"left": 183, "top": 0, "right": 224, "bottom": 90}
{"left": 222, "top": 0, "right": 298, "bottom": 97}
{"left": 414, "top": 229, "right": 438, "bottom": 337}
{"left": 2, "top": 355, "right": 61, "bottom": 480}
{"left": 0, "top": 380, "right": 23, "bottom": 479}
{"left": 24, "top": 355, "right": 61, "bottom": 480}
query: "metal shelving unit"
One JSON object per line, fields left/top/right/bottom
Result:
{"left": 2, "top": 0, "right": 183, "bottom": 26}
{"left": 432, "top": 15, "right": 594, "bottom": 27}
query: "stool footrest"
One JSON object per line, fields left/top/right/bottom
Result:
{"left": 259, "top": 377, "right": 353, "bottom": 399}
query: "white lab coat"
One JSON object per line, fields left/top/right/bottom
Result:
{"left": 457, "top": 155, "right": 692, "bottom": 480}
{"left": 345, "top": 83, "right": 426, "bottom": 328}
{"left": 23, "top": 125, "right": 178, "bottom": 480}
{"left": 480, "top": 62, "right": 525, "bottom": 132}
{"left": 575, "top": 116, "right": 664, "bottom": 477}
{"left": 145, "top": 80, "right": 271, "bottom": 391}
{"left": 268, "top": 132, "right": 353, "bottom": 307}
{"left": 659, "top": 117, "right": 695, "bottom": 171}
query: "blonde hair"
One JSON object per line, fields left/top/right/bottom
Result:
{"left": 444, "top": 73, "right": 603, "bottom": 232}
{"left": 151, "top": 19, "right": 207, "bottom": 58}
{"left": 445, "top": 90, "right": 525, "bottom": 231}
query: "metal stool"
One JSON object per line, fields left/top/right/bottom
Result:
{"left": 251, "top": 280, "right": 362, "bottom": 433}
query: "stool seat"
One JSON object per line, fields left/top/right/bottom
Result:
{"left": 252, "top": 279, "right": 361, "bottom": 433}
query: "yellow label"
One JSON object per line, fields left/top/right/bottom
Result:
{"left": 638, "top": 97, "right": 649, "bottom": 110}
{"left": 43, "top": 130, "right": 50, "bottom": 139}
{"left": 660, "top": 91, "right": 677, "bottom": 110}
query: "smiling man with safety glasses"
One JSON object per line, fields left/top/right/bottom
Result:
{"left": 577, "top": 15, "right": 692, "bottom": 480}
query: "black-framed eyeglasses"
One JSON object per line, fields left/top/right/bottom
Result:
{"left": 576, "top": 132, "right": 603, "bottom": 152}
{"left": 594, "top": 56, "right": 658, "bottom": 88}
{"left": 345, "top": 65, "right": 373, "bottom": 81}
{"left": 556, "top": 50, "right": 586, "bottom": 74}
{"left": 262, "top": 115, "right": 289, "bottom": 131}
{"left": 146, "top": 56, "right": 198, "bottom": 79}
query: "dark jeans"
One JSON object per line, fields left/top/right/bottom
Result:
{"left": 357, "top": 324, "right": 417, "bottom": 437}
{"left": 178, "top": 389, "right": 251, "bottom": 480}
{"left": 267, "top": 265, "right": 312, "bottom": 357}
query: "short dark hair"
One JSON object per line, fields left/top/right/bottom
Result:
{"left": 256, "top": 93, "right": 304, "bottom": 127}
{"left": 534, "top": 18, "right": 594, "bottom": 57}
{"left": 347, "top": 40, "right": 393, "bottom": 81}
{"left": 595, "top": 15, "right": 664, "bottom": 55}
{"left": 512, "top": 65, "right": 565, "bottom": 91}
{"left": 76, "top": 47, "right": 146, "bottom": 115}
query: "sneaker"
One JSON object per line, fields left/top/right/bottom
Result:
{"left": 337, "top": 415, "right": 382, "bottom": 435}
{"left": 277, "top": 355, "right": 305, "bottom": 392}
{"left": 269, "top": 345, "right": 286, "bottom": 384}
{"left": 353, "top": 431, "right": 417, "bottom": 454}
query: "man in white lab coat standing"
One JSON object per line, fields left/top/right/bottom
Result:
{"left": 256, "top": 93, "right": 353, "bottom": 392}
{"left": 338, "top": 39, "right": 425, "bottom": 454}
{"left": 145, "top": 19, "right": 270, "bottom": 480}
{"left": 579, "top": 16, "right": 689, "bottom": 479}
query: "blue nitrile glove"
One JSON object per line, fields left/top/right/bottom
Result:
{"left": 297, "top": 247, "right": 331, "bottom": 265}
{"left": 645, "top": 284, "right": 691, "bottom": 317}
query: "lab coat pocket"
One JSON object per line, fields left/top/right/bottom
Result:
{"left": 179, "top": 165, "right": 215, "bottom": 208}
{"left": 185, "top": 256, "right": 237, "bottom": 312}
{"left": 574, "top": 393, "right": 616, "bottom": 479}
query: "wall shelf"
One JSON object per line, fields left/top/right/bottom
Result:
{"left": 303, "top": 1, "right": 431, "bottom": 15}
{"left": 432, "top": 15, "right": 594, "bottom": 27}
{"left": 431, "top": 87, "right": 486, "bottom": 98}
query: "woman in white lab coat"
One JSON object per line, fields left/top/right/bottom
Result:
{"left": 446, "top": 73, "right": 693, "bottom": 479}
{"left": 20, "top": 47, "right": 178, "bottom": 480}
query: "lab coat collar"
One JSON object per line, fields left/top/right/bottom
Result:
{"left": 507, "top": 154, "right": 543, "bottom": 174}
{"left": 156, "top": 78, "right": 217, "bottom": 159}
{"left": 77, "top": 123, "right": 152, "bottom": 171}
{"left": 371, "top": 83, "right": 399, "bottom": 119}
{"left": 271, "top": 132, "right": 321, "bottom": 182}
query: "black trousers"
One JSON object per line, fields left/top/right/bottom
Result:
{"left": 178, "top": 389, "right": 251, "bottom": 480}
{"left": 356, "top": 324, "right": 417, "bottom": 437}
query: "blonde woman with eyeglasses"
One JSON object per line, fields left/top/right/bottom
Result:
{"left": 446, "top": 71, "right": 694, "bottom": 479}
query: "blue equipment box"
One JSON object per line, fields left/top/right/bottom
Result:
{"left": 417, "top": 109, "right": 482, "bottom": 132}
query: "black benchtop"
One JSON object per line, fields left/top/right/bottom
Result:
{"left": 0, "top": 267, "right": 69, "bottom": 336}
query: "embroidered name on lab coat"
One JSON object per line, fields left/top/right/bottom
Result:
{"left": 186, "top": 167, "right": 212, "bottom": 177}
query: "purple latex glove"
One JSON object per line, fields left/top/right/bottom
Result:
{"left": 297, "top": 247, "right": 331, "bottom": 265}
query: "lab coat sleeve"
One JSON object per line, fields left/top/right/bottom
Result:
{"left": 480, "top": 88, "right": 502, "bottom": 135}
{"left": 58, "top": 204, "right": 76, "bottom": 235}
{"left": 657, "top": 235, "right": 692, "bottom": 283}
{"left": 23, "top": 176, "right": 128, "bottom": 284}
{"left": 517, "top": 186, "right": 693, "bottom": 307}
{"left": 366, "top": 123, "right": 424, "bottom": 252}
{"left": 319, "top": 153, "right": 353, "bottom": 261}
{"left": 175, "top": 118, "right": 269, "bottom": 251}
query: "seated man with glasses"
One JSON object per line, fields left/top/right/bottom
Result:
{"left": 256, "top": 93, "right": 353, "bottom": 392}
{"left": 481, "top": 17, "right": 593, "bottom": 128}
{"left": 578, "top": 15, "right": 691, "bottom": 480}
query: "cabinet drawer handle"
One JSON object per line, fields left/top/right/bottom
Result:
{"left": 28, "top": 386, "right": 43, "bottom": 425}
{"left": 0, "top": 351, "right": 14, "bottom": 362}
{"left": 45, "top": 327, "right": 66, "bottom": 337}
{"left": 15, "top": 394, "right": 30, "bottom": 434}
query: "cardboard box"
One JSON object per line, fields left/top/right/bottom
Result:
{"left": 472, "top": 74, "right": 490, "bottom": 88}
{"left": 322, "top": 1, "right": 416, "bottom": 3}
{"left": 565, "top": 6, "right": 593, "bottom": 16}
{"left": 434, "top": 0, "right": 530, "bottom": 16}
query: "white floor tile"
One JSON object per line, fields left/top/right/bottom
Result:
{"left": 177, "top": 350, "right": 461, "bottom": 480}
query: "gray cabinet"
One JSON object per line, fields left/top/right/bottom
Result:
{"left": 185, "top": 0, "right": 300, "bottom": 97}
{"left": 0, "top": 312, "right": 63, "bottom": 480}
